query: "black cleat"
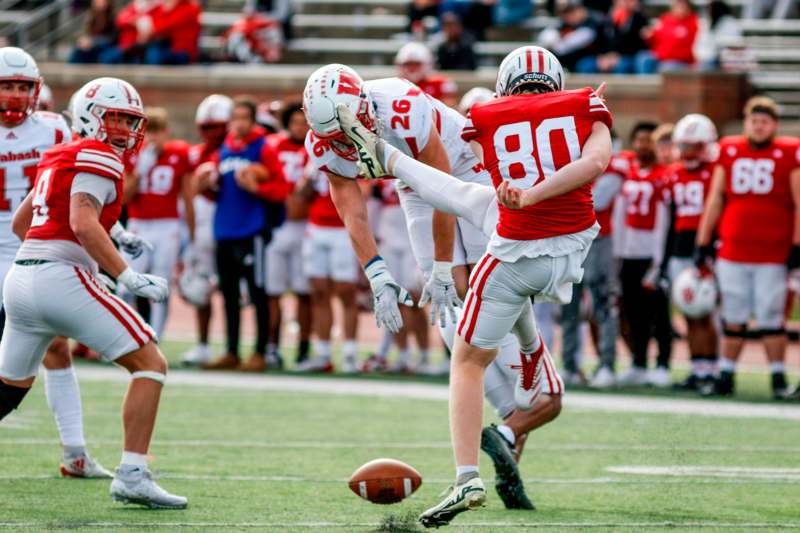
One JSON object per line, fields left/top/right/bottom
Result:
{"left": 772, "top": 372, "right": 789, "bottom": 400}
{"left": 705, "top": 371, "right": 735, "bottom": 397}
{"left": 673, "top": 374, "right": 700, "bottom": 391}
{"left": 480, "top": 425, "right": 534, "bottom": 510}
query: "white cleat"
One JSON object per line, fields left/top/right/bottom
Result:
{"left": 294, "top": 357, "right": 334, "bottom": 373}
{"left": 110, "top": 466, "right": 188, "bottom": 509}
{"left": 589, "top": 366, "right": 616, "bottom": 389}
{"left": 647, "top": 366, "right": 673, "bottom": 388}
{"left": 61, "top": 453, "right": 113, "bottom": 479}
{"left": 419, "top": 477, "right": 487, "bottom": 528}
{"left": 181, "top": 344, "right": 212, "bottom": 366}
{"left": 340, "top": 357, "right": 360, "bottom": 374}
{"left": 416, "top": 359, "right": 450, "bottom": 376}
{"left": 617, "top": 366, "right": 649, "bottom": 387}
{"left": 513, "top": 345, "right": 546, "bottom": 411}
{"left": 336, "top": 103, "right": 388, "bottom": 179}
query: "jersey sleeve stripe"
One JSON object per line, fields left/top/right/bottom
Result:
{"left": 76, "top": 153, "right": 124, "bottom": 174}
{"left": 75, "top": 161, "right": 123, "bottom": 178}
{"left": 77, "top": 150, "right": 124, "bottom": 167}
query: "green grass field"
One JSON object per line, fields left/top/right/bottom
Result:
{"left": 1, "top": 343, "right": 799, "bottom": 532}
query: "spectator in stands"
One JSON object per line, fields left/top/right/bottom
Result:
{"left": 198, "top": 97, "right": 290, "bottom": 372}
{"left": 694, "top": 0, "right": 743, "bottom": 71}
{"left": 745, "top": 0, "right": 799, "bottom": 19}
{"left": 435, "top": 11, "right": 477, "bottom": 70}
{"left": 588, "top": 0, "right": 651, "bottom": 74}
{"left": 224, "top": 9, "right": 285, "bottom": 64}
{"left": 639, "top": 0, "right": 699, "bottom": 73}
{"left": 246, "top": 0, "right": 293, "bottom": 40}
{"left": 493, "top": 0, "right": 533, "bottom": 27}
{"left": 100, "top": 0, "right": 159, "bottom": 64}
{"left": 538, "top": 0, "right": 607, "bottom": 73}
{"left": 139, "top": 0, "right": 202, "bottom": 65}
{"left": 69, "top": 0, "right": 117, "bottom": 64}
{"left": 407, "top": 0, "right": 440, "bottom": 38}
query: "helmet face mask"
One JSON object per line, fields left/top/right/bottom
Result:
{"left": 99, "top": 108, "right": 147, "bottom": 156}
{"left": 0, "top": 47, "right": 42, "bottom": 127}
{"left": 395, "top": 43, "right": 433, "bottom": 84}
{"left": 673, "top": 114, "right": 718, "bottom": 167}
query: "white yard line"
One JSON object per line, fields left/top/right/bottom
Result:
{"left": 608, "top": 465, "right": 800, "bottom": 480}
{"left": 0, "top": 521, "right": 798, "bottom": 529}
{"left": 2, "top": 437, "right": 800, "bottom": 454}
{"left": 71, "top": 365, "right": 800, "bottom": 420}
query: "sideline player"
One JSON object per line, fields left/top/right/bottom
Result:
{"left": 0, "top": 77, "right": 186, "bottom": 508}
{"left": 264, "top": 102, "right": 313, "bottom": 368}
{"left": 121, "top": 107, "right": 194, "bottom": 340}
{"left": 696, "top": 96, "right": 800, "bottom": 399}
{"left": 663, "top": 114, "right": 719, "bottom": 393}
{"left": 181, "top": 94, "right": 233, "bottom": 366}
{"left": 395, "top": 42, "right": 458, "bottom": 108}
{"left": 336, "top": 45, "right": 612, "bottom": 526}
{"left": 0, "top": 46, "right": 115, "bottom": 477}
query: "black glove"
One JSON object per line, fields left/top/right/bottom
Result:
{"left": 787, "top": 245, "right": 800, "bottom": 271}
{"left": 694, "top": 244, "right": 715, "bottom": 269}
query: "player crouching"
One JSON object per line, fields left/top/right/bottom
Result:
{"left": 0, "top": 77, "right": 186, "bottom": 509}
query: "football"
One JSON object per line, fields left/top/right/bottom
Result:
{"left": 348, "top": 458, "right": 422, "bottom": 504}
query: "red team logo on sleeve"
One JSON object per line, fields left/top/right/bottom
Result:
{"left": 462, "top": 87, "right": 612, "bottom": 241}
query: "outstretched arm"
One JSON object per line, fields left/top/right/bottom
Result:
{"left": 498, "top": 122, "right": 612, "bottom": 209}
{"left": 328, "top": 172, "right": 381, "bottom": 266}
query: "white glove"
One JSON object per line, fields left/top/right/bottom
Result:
{"left": 110, "top": 223, "right": 153, "bottom": 259}
{"left": 419, "top": 261, "right": 462, "bottom": 327}
{"left": 118, "top": 267, "right": 169, "bottom": 303}
{"left": 364, "top": 257, "right": 414, "bottom": 334}
{"left": 95, "top": 273, "right": 117, "bottom": 292}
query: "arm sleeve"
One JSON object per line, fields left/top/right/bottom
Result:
{"left": 70, "top": 172, "right": 117, "bottom": 205}
{"left": 592, "top": 172, "right": 622, "bottom": 212}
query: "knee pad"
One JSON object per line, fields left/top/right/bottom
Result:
{"left": 131, "top": 371, "right": 166, "bottom": 384}
{"left": 722, "top": 323, "right": 748, "bottom": 338}
{"left": 0, "top": 381, "right": 30, "bottom": 419}
{"left": 758, "top": 327, "right": 786, "bottom": 338}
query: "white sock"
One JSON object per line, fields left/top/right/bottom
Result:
{"left": 314, "top": 340, "right": 332, "bottom": 360}
{"left": 398, "top": 349, "right": 410, "bottom": 363}
{"left": 120, "top": 451, "right": 148, "bottom": 467}
{"left": 267, "top": 342, "right": 277, "bottom": 355}
{"left": 456, "top": 465, "right": 479, "bottom": 481}
{"left": 496, "top": 424, "right": 516, "bottom": 445}
{"left": 388, "top": 146, "right": 496, "bottom": 235}
{"left": 513, "top": 302, "right": 542, "bottom": 355}
{"left": 44, "top": 367, "right": 86, "bottom": 448}
{"left": 343, "top": 340, "right": 358, "bottom": 361}
{"left": 770, "top": 362, "right": 785, "bottom": 374}
{"left": 719, "top": 357, "right": 736, "bottom": 373}
{"left": 418, "top": 349, "right": 430, "bottom": 365}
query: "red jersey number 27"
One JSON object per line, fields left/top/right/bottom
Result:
{"left": 492, "top": 116, "right": 581, "bottom": 189}
{"left": 30, "top": 168, "right": 53, "bottom": 227}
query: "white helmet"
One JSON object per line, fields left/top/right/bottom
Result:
{"left": 0, "top": 46, "right": 42, "bottom": 125}
{"left": 71, "top": 77, "right": 146, "bottom": 157}
{"left": 394, "top": 42, "right": 433, "bottom": 84}
{"left": 671, "top": 267, "right": 717, "bottom": 319}
{"left": 673, "top": 113, "right": 718, "bottom": 166}
{"left": 458, "top": 87, "right": 494, "bottom": 115}
{"left": 496, "top": 45, "right": 564, "bottom": 97}
{"left": 303, "top": 63, "right": 373, "bottom": 160}
{"left": 179, "top": 269, "right": 215, "bottom": 307}
{"left": 195, "top": 94, "right": 233, "bottom": 124}
{"left": 37, "top": 82, "right": 53, "bottom": 111}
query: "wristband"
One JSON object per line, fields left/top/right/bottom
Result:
{"left": 432, "top": 261, "right": 454, "bottom": 280}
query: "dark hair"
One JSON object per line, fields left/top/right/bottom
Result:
{"left": 630, "top": 121, "right": 658, "bottom": 141}
{"left": 281, "top": 100, "right": 304, "bottom": 129}
{"left": 233, "top": 96, "right": 257, "bottom": 122}
{"left": 709, "top": 0, "right": 731, "bottom": 29}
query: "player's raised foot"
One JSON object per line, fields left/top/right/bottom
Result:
{"left": 480, "top": 425, "right": 534, "bottom": 510}
{"left": 180, "top": 344, "right": 212, "bottom": 366}
{"left": 294, "top": 357, "right": 334, "bottom": 373}
{"left": 646, "top": 366, "right": 672, "bottom": 388}
{"left": 61, "top": 452, "right": 113, "bottom": 479}
{"left": 238, "top": 353, "right": 267, "bottom": 373}
{"left": 335, "top": 103, "right": 387, "bottom": 179}
{"left": 419, "top": 477, "right": 486, "bottom": 528}
{"left": 589, "top": 366, "right": 616, "bottom": 389}
{"left": 202, "top": 353, "right": 240, "bottom": 371}
{"left": 617, "top": 366, "right": 648, "bottom": 387}
{"left": 513, "top": 345, "right": 545, "bottom": 410}
{"left": 110, "top": 466, "right": 187, "bottom": 509}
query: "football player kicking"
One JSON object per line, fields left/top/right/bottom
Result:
{"left": 0, "top": 77, "right": 186, "bottom": 508}
{"left": 304, "top": 64, "right": 565, "bottom": 510}
{"left": 0, "top": 46, "right": 148, "bottom": 478}
{"left": 337, "top": 45, "right": 612, "bottom": 527}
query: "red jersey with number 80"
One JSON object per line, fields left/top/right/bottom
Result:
{"left": 26, "top": 139, "right": 125, "bottom": 243}
{"left": 127, "top": 140, "right": 190, "bottom": 220}
{"left": 462, "top": 87, "right": 613, "bottom": 241}
{"left": 717, "top": 135, "right": 799, "bottom": 264}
